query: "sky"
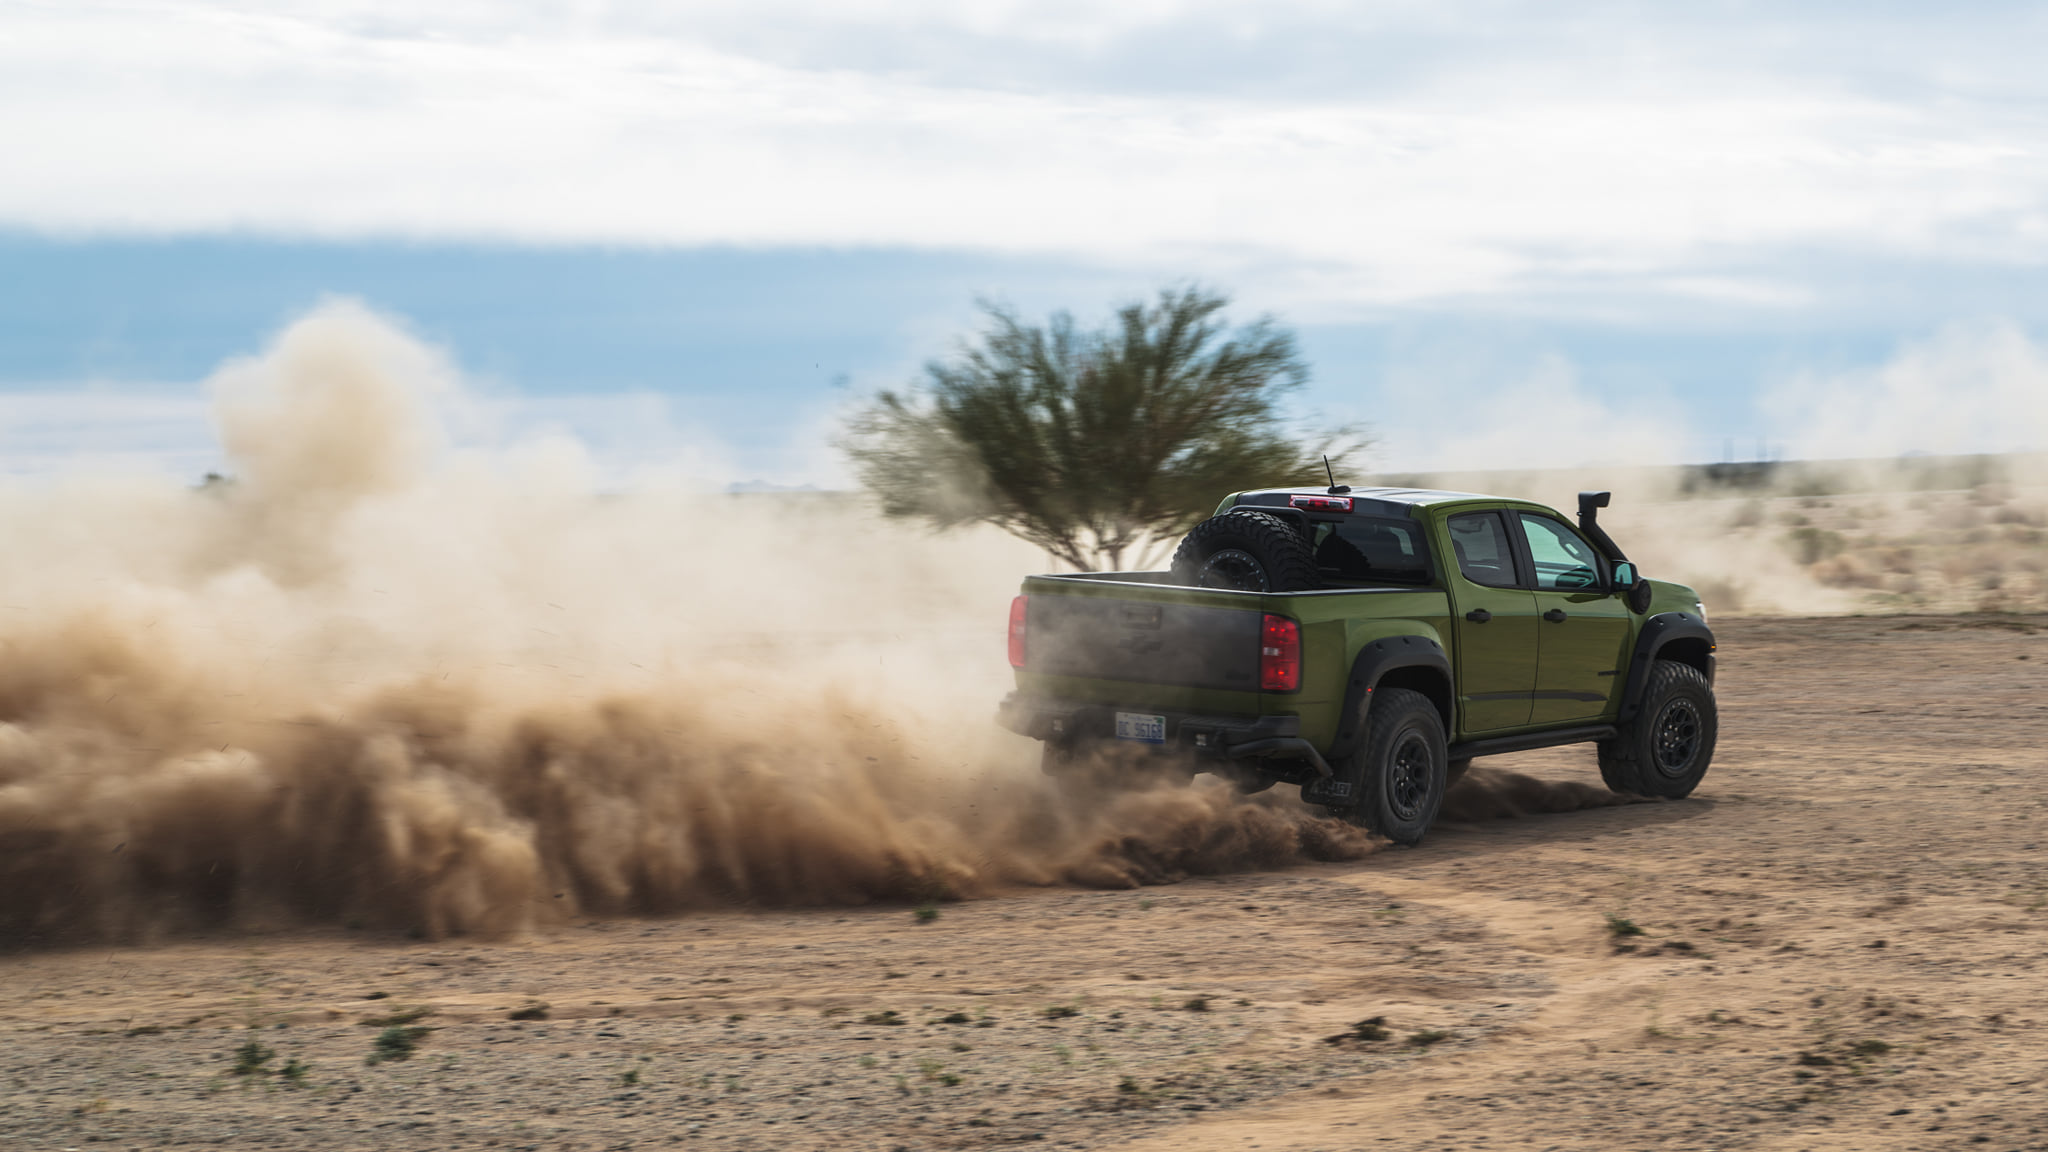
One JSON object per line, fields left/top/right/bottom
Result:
{"left": 5, "top": 0, "right": 2048, "bottom": 483}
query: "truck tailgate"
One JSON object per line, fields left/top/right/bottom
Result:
{"left": 1027, "top": 593, "right": 1262, "bottom": 691}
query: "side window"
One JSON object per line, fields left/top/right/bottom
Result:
{"left": 1517, "top": 514, "right": 1604, "bottom": 590}
{"left": 1446, "top": 512, "right": 1519, "bottom": 588}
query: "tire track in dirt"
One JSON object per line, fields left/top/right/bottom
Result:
{"left": 1103, "top": 875, "right": 1683, "bottom": 1152}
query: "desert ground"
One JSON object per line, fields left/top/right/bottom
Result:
{"left": 3, "top": 611, "right": 2046, "bottom": 1152}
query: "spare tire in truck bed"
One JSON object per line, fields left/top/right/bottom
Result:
{"left": 1169, "top": 509, "right": 1321, "bottom": 592}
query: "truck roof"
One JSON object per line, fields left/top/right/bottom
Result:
{"left": 1229, "top": 486, "right": 1504, "bottom": 518}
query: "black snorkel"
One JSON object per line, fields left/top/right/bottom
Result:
{"left": 1577, "top": 490, "right": 1627, "bottom": 562}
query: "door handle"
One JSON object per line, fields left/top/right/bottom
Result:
{"left": 1543, "top": 608, "right": 1568, "bottom": 623}
{"left": 1464, "top": 609, "right": 1492, "bottom": 623}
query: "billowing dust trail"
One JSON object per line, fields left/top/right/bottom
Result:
{"left": 0, "top": 303, "right": 1398, "bottom": 945}
{"left": 1439, "top": 764, "right": 1638, "bottom": 822}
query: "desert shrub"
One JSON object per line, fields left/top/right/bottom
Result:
{"left": 367, "top": 1026, "right": 431, "bottom": 1064}
{"left": 230, "top": 1040, "right": 275, "bottom": 1076}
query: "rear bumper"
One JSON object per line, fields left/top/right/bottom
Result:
{"left": 995, "top": 693, "right": 1331, "bottom": 776}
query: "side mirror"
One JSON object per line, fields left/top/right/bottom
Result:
{"left": 1612, "top": 562, "right": 1654, "bottom": 614}
{"left": 1605, "top": 561, "right": 1654, "bottom": 614}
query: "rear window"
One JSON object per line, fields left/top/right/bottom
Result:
{"left": 1309, "top": 516, "right": 1434, "bottom": 585}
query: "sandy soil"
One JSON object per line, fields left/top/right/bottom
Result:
{"left": 4, "top": 613, "right": 2046, "bottom": 1151}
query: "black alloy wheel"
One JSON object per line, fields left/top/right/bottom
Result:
{"left": 1198, "top": 548, "right": 1271, "bottom": 592}
{"left": 1386, "top": 732, "right": 1433, "bottom": 822}
{"left": 1652, "top": 697, "right": 1702, "bottom": 778}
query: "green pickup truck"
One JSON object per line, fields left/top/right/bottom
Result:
{"left": 997, "top": 487, "right": 1717, "bottom": 845}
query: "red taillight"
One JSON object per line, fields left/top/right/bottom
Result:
{"left": 1008, "top": 595, "right": 1029, "bottom": 667}
{"left": 1289, "top": 494, "right": 1353, "bottom": 514}
{"left": 1259, "top": 614, "right": 1300, "bottom": 691}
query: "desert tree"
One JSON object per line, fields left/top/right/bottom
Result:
{"left": 841, "top": 287, "right": 1363, "bottom": 570}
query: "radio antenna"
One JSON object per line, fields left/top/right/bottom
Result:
{"left": 1323, "top": 455, "right": 1350, "bottom": 495}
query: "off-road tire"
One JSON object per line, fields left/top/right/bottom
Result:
{"left": 1598, "top": 659, "right": 1717, "bottom": 798}
{"left": 1329, "top": 687, "right": 1448, "bottom": 846}
{"left": 1169, "top": 510, "right": 1321, "bottom": 593}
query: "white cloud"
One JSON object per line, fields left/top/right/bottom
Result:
{"left": 4, "top": 1, "right": 2046, "bottom": 307}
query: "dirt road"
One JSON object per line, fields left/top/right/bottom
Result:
{"left": 4, "top": 614, "right": 2046, "bottom": 1151}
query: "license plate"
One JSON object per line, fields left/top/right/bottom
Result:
{"left": 1114, "top": 711, "right": 1167, "bottom": 744}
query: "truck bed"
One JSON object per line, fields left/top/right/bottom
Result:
{"left": 1012, "top": 572, "right": 1454, "bottom": 750}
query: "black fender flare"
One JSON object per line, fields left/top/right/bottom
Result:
{"left": 1327, "top": 635, "right": 1454, "bottom": 761}
{"left": 1617, "top": 612, "right": 1717, "bottom": 723}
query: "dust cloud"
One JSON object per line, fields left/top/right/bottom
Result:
{"left": 1439, "top": 765, "right": 1636, "bottom": 822}
{"left": 1370, "top": 319, "right": 2048, "bottom": 617}
{"left": 0, "top": 302, "right": 1375, "bottom": 946}
{"left": 1374, "top": 455, "right": 2048, "bottom": 617}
